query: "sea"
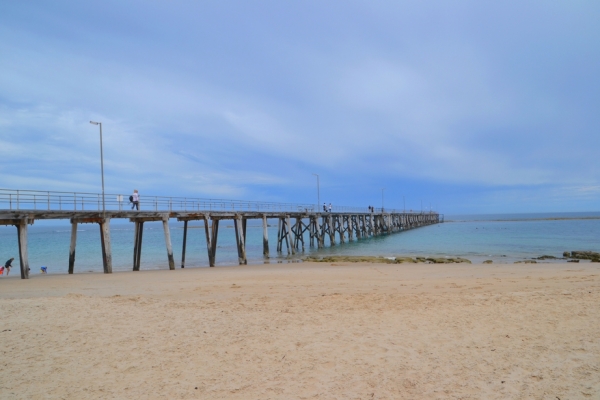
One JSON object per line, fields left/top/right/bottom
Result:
{"left": 1, "top": 212, "right": 599, "bottom": 275}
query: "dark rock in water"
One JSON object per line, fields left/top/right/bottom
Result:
{"left": 515, "top": 260, "right": 537, "bottom": 264}
{"left": 567, "top": 259, "right": 580, "bottom": 263}
{"left": 592, "top": 258, "right": 600, "bottom": 263}
{"left": 570, "top": 251, "right": 600, "bottom": 260}
{"left": 483, "top": 260, "right": 493, "bottom": 264}
{"left": 534, "top": 255, "right": 558, "bottom": 260}
{"left": 563, "top": 251, "right": 571, "bottom": 257}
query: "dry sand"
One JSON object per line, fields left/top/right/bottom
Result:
{"left": 1, "top": 261, "right": 599, "bottom": 399}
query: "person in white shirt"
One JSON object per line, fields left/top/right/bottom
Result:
{"left": 132, "top": 189, "right": 140, "bottom": 210}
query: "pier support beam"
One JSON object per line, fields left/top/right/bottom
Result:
{"left": 99, "top": 218, "right": 112, "bottom": 274}
{"left": 162, "top": 216, "right": 175, "bottom": 270}
{"left": 207, "top": 218, "right": 219, "bottom": 267}
{"left": 16, "top": 218, "right": 30, "bottom": 279}
{"left": 286, "top": 216, "right": 295, "bottom": 255}
{"left": 68, "top": 220, "right": 77, "bottom": 274}
{"left": 133, "top": 221, "right": 144, "bottom": 271}
{"left": 234, "top": 215, "right": 247, "bottom": 265}
{"left": 262, "top": 215, "right": 269, "bottom": 257}
{"left": 181, "top": 220, "right": 188, "bottom": 268}
{"left": 328, "top": 215, "right": 336, "bottom": 246}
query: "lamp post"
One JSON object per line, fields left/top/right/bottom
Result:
{"left": 90, "top": 121, "right": 105, "bottom": 214}
{"left": 403, "top": 196, "right": 405, "bottom": 213}
{"left": 312, "top": 173, "right": 320, "bottom": 212}
{"left": 381, "top": 188, "right": 385, "bottom": 212}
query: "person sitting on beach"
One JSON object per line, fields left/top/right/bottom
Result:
{"left": 40, "top": 266, "right": 47, "bottom": 274}
{"left": 4, "top": 258, "right": 14, "bottom": 276}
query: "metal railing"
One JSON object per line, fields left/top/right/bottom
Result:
{"left": 0, "top": 189, "right": 437, "bottom": 215}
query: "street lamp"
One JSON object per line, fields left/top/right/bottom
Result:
{"left": 381, "top": 188, "right": 385, "bottom": 212}
{"left": 403, "top": 196, "right": 405, "bottom": 213}
{"left": 312, "top": 173, "right": 320, "bottom": 211}
{"left": 90, "top": 121, "right": 105, "bottom": 214}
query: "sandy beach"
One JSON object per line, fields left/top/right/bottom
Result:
{"left": 1, "top": 261, "right": 599, "bottom": 399}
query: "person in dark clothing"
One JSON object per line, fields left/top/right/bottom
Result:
{"left": 4, "top": 258, "right": 14, "bottom": 276}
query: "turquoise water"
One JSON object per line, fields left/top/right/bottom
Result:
{"left": 1, "top": 212, "right": 599, "bottom": 275}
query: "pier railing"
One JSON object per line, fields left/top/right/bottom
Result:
{"left": 0, "top": 188, "right": 434, "bottom": 214}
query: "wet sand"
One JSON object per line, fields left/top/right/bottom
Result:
{"left": 1, "top": 262, "right": 599, "bottom": 399}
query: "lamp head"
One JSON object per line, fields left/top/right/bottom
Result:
{"left": 90, "top": 121, "right": 100, "bottom": 125}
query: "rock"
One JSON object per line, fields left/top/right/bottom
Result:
{"left": 515, "top": 260, "right": 537, "bottom": 264}
{"left": 483, "top": 260, "right": 493, "bottom": 264}
{"left": 570, "top": 251, "right": 600, "bottom": 260}
{"left": 395, "top": 257, "right": 417, "bottom": 263}
{"left": 567, "top": 259, "right": 580, "bottom": 263}
{"left": 563, "top": 251, "right": 571, "bottom": 257}
{"left": 591, "top": 258, "right": 600, "bottom": 263}
{"left": 534, "top": 255, "right": 558, "bottom": 260}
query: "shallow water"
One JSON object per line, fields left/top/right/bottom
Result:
{"left": 1, "top": 212, "right": 599, "bottom": 274}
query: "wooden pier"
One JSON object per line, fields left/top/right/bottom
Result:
{"left": 0, "top": 190, "right": 442, "bottom": 279}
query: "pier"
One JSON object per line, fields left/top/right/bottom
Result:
{"left": 0, "top": 189, "right": 442, "bottom": 279}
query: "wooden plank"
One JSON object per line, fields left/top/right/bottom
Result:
{"left": 162, "top": 216, "right": 175, "bottom": 270}
{"left": 17, "top": 219, "right": 29, "bottom": 279}
{"left": 68, "top": 221, "right": 77, "bottom": 274}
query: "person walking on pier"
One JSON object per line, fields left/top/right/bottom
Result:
{"left": 131, "top": 189, "right": 140, "bottom": 210}
{"left": 323, "top": 203, "right": 327, "bottom": 212}
{"left": 4, "top": 257, "right": 14, "bottom": 276}
{"left": 328, "top": 203, "right": 332, "bottom": 213}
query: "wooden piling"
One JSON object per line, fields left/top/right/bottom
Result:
{"left": 99, "top": 218, "right": 112, "bottom": 273}
{"left": 262, "top": 215, "right": 269, "bottom": 257}
{"left": 162, "top": 216, "right": 175, "bottom": 270}
{"left": 68, "top": 220, "right": 77, "bottom": 274}
{"left": 328, "top": 215, "right": 336, "bottom": 245}
{"left": 234, "top": 216, "right": 247, "bottom": 265}
{"left": 181, "top": 220, "right": 188, "bottom": 268}
{"left": 285, "top": 215, "right": 295, "bottom": 255}
{"left": 16, "top": 218, "right": 30, "bottom": 279}
{"left": 133, "top": 221, "right": 144, "bottom": 271}
{"left": 276, "top": 217, "right": 282, "bottom": 253}
{"left": 209, "top": 218, "right": 219, "bottom": 267}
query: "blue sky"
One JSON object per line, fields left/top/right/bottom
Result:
{"left": 1, "top": 1, "right": 599, "bottom": 214}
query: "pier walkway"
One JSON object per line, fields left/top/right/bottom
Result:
{"left": 0, "top": 189, "right": 442, "bottom": 279}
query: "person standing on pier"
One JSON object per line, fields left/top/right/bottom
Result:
{"left": 131, "top": 189, "right": 140, "bottom": 210}
{"left": 4, "top": 258, "right": 14, "bottom": 276}
{"left": 323, "top": 203, "right": 327, "bottom": 212}
{"left": 328, "top": 203, "right": 332, "bottom": 213}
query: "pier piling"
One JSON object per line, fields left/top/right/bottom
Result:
{"left": 16, "top": 218, "right": 30, "bottom": 279}
{"left": 68, "top": 220, "right": 77, "bottom": 274}
{"left": 162, "top": 215, "right": 175, "bottom": 270}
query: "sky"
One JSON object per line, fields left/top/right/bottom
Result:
{"left": 1, "top": 0, "right": 599, "bottom": 214}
